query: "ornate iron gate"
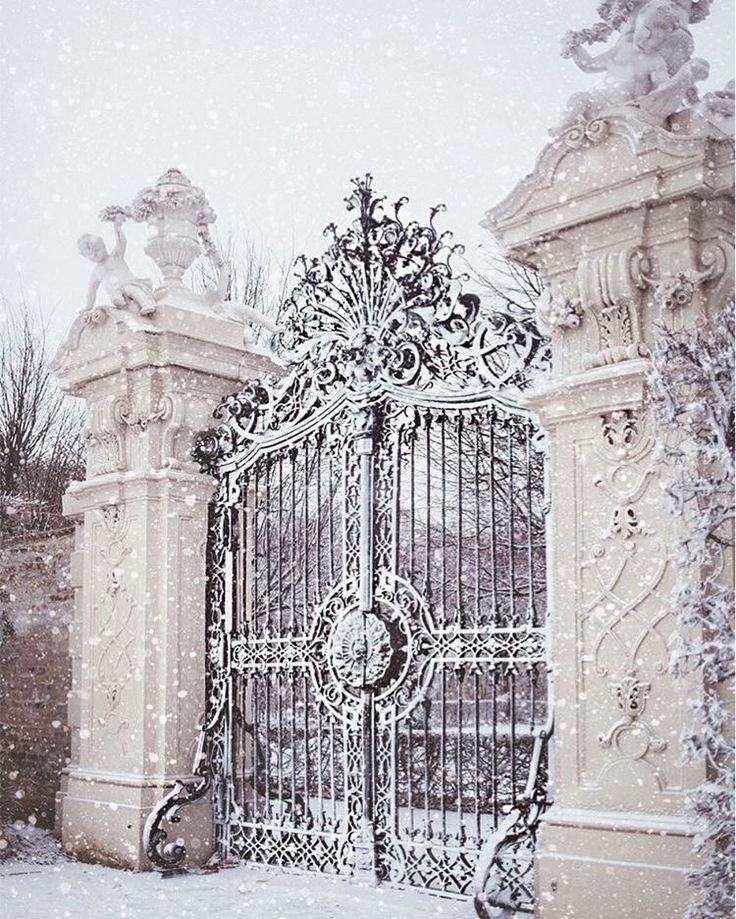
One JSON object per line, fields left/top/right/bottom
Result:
{"left": 146, "top": 177, "right": 551, "bottom": 908}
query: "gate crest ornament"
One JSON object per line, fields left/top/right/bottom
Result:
{"left": 194, "top": 175, "right": 548, "bottom": 474}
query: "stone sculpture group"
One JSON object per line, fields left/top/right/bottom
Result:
{"left": 556, "top": 0, "right": 733, "bottom": 134}
{"left": 76, "top": 168, "right": 276, "bottom": 342}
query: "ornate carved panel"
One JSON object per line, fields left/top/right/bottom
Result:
{"left": 90, "top": 504, "right": 141, "bottom": 763}
{"left": 575, "top": 406, "right": 685, "bottom": 798}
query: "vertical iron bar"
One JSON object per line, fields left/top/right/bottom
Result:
{"left": 252, "top": 464, "right": 259, "bottom": 631}
{"left": 456, "top": 413, "right": 463, "bottom": 626}
{"left": 510, "top": 671, "right": 517, "bottom": 803}
{"left": 316, "top": 432, "right": 323, "bottom": 600}
{"left": 440, "top": 414, "right": 447, "bottom": 625}
{"left": 508, "top": 424, "right": 516, "bottom": 624}
{"left": 277, "top": 671, "right": 283, "bottom": 816}
{"left": 489, "top": 417, "right": 498, "bottom": 624}
{"left": 392, "top": 711, "right": 399, "bottom": 835}
{"left": 329, "top": 716, "right": 337, "bottom": 824}
{"left": 391, "top": 427, "right": 401, "bottom": 572}
{"left": 304, "top": 673, "right": 310, "bottom": 815}
{"left": 474, "top": 414, "right": 481, "bottom": 629}
{"left": 328, "top": 437, "right": 336, "bottom": 582}
{"left": 526, "top": 422, "right": 536, "bottom": 624}
{"left": 422, "top": 696, "right": 431, "bottom": 834}
{"left": 440, "top": 668, "right": 447, "bottom": 838}
{"left": 316, "top": 700, "right": 324, "bottom": 826}
{"left": 424, "top": 414, "right": 431, "bottom": 596}
{"left": 491, "top": 670, "right": 498, "bottom": 826}
{"left": 473, "top": 670, "right": 481, "bottom": 842}
{"left": 356, "top": 409, "right": 376, "bottom": 877}
{"left": 456, "top": 669, "right": 464, "bottom": 837}
{"left": 278, "top": 455, "right": 284, "bottom": 632}
{"left": 238, "top": 498, "right": 248, "bottom": 820}
{"left": 265, "top": 458, "right": 272, "bottom": 630}
{"left": 407, "top": 716, "right": 414, "bottom": 835}
{"left": 252, "top": 674, "right": 259, "bottom": 818}
{"left": 264, "top": 676, "right": 271, "bottom": 817}
{"left": 409, "top": 429, "right": 416, "bottom": 578}
{"left": 290, "top": 449, "right": 297, "bottom": 632}
{"left": 303, "top": 440, "right": 309, "bottom": 632}
{"left": 290, "top": 671, "right": 297, "bottom": 819}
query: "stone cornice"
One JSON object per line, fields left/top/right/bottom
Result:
{"left": 524, "top": 359, "right": 649, "bottom": 427}
{"left": 541, "top": 805, "right": 695, "bottom": 838}
{"left": 483, "top": 118, "right": 734, "bottom": 253}
{"left": 52, "top": 301, "right": 279, "bottom": 392}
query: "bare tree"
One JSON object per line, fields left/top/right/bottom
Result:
{"left": 464, "top": 248, "right": 545, "bottom": 316}
{"left": 0, "top": 298, "right": 84, "bottom": 532}
{"left": 191, "top": 231, "right": 296, "bottom": 342}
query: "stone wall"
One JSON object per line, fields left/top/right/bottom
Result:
{"left": 0, "top": 531, "right": 73, "bottom": 830}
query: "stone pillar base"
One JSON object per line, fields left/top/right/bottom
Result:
{"left": 536, "top": 808, "right": 695, "bottom": 919}
{"left": 57, "top": 771, "right": 214, "bottom": 870}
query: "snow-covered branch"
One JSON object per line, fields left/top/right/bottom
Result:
{"left": 648, "top": 302, "right": 735, "bottom": 919}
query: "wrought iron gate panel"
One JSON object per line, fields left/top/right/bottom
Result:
{"left": 365, "top": 399, "right": 548, "bottom": 894}
{"left": 224, "top": 412, "right": 364, "bottom": 874}
{"left": 145, "top": 176, "right": 551, "bottom": 909}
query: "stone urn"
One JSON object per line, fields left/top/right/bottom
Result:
{"left": 131, "top": 168, "right": 216, "bottom": 289}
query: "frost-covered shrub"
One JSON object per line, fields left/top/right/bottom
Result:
{"left": 648, "top": 303, "right": 735, "bottom": 919}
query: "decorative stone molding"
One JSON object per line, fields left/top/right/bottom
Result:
{"left": 561, "top": 117, "right": 610, "bottom": 149}
{"left": 597, "top": 675, "right": 668, "bottom": 788}
{"left": 114, "top": 394, "right": 173, "bottom": 433}
{"left": 601, "top": 408, "right": 642, "bottom": 457}
{"left": 93, "top": 503, "right": 138, "bottom": 758}
{"left": 643, "top": 241, "right": 729, "bottom": 311}
{"left": 485, "top": 10, "right": 733, "bottom": 916}
{"left": 536, "top": 288, "right": 583, "bottom": 333}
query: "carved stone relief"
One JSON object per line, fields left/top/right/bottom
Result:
{"left": 643, "top": 241, "right": 729, "bottom": 312}
{"left": 85, "top": 395, "right": 126, "bottom": 476}
{"left": 575, "top": 248, "right": 651, "bottom": 369}
{"left": 578, "top": 406, "right": 679, "bottom": 794}
{"left": 92, "top": 504, "right": 140, "bottom": 760}
{"left": 598, "top": 675, "right": 668, "bottom": 789}
{"left": 85, "top": 371, "right": 189, "bottom": 475}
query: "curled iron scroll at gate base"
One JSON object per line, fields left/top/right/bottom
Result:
{"left": 143, "top": 772, "right": 211, "bottom": 871}
{"left": 473, "top": 717, "right": 554, "bottom": 916}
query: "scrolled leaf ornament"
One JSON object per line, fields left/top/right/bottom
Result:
{"left": 143, "top": 773, "right": 212, "bottom": 871}
{"left": 194, "top": 176, "right": 546, "bottom": 474}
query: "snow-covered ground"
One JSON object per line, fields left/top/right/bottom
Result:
{"left": 1, "top": 828, "right": 472, "bottom": 919}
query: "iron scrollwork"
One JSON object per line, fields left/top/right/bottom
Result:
{"left": 149, "top": 178, "right": 550, "bottom": 905}
{"left": 473, "top": 717, "right": 554, "bottom": 916}
{"left": 193, "top": 174, "right": 547, "bottom": 473}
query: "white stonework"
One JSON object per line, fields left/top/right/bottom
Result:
{"left": 485, "top": 115, "right": 733, "bottom": 915}
{"left": 556, "top": 0, "right": 733, "bottom": 137}
{"left": 52, "top": 173, "right": 279, "bottom": 869}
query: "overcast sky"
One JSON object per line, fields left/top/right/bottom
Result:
{"left": 1, "top": 0, "right": 733, "bottom": 338}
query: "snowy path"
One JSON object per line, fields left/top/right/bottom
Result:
{"left": 1, "top": 859, "right": 473, "bottom": 919}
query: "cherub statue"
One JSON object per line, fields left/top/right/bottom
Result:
{"left": 694, "top": 79, "right": 735, "bottom": 135}
{"left": 78, "top": 208, "right": 156, "bottom": 315}
{"left": 555, "top": 0, "right": 708, "bottom": 132}
{"left": 198, "top": 228, "right": 278, "bottom": 341}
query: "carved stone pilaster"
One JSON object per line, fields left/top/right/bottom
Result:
{"left": 486, "top": 117, "right": 734, "bottom": 917}
{"left": 52, "top": 298, "right": 278, "bottom": 870}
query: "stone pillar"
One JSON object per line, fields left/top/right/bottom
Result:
{"left": 51, "top": 171, "right": 278, "bottom": 869}
{"left": 485, "top": 118, "right": 733, "bottom": 917}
